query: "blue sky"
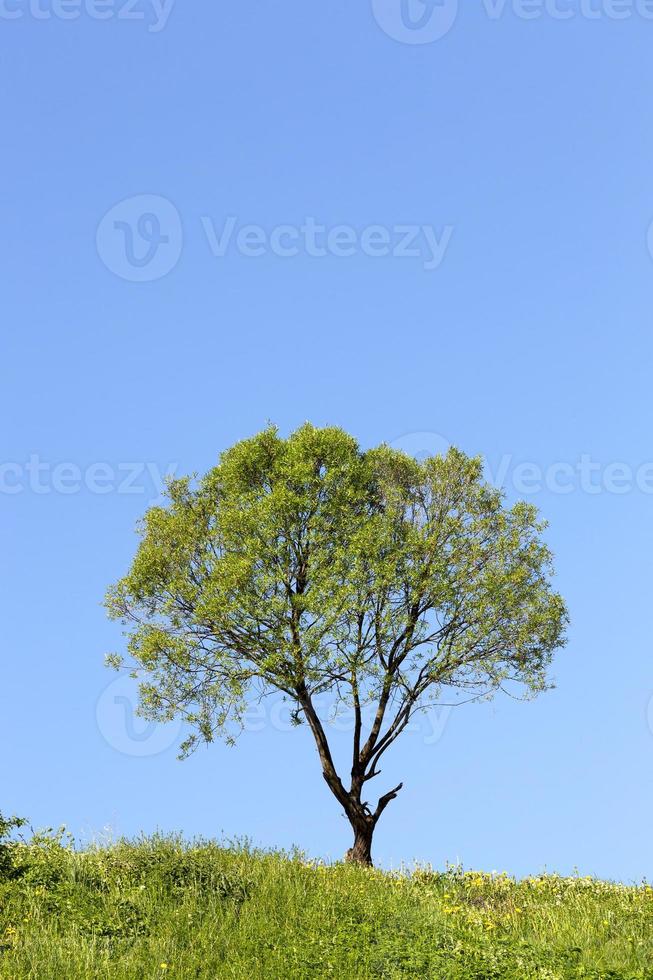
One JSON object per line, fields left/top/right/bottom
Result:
{"left": 2, "top": 1, "right": 652, "bottom": 880}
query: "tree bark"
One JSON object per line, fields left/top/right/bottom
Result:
{"left": 343, "top": 781, "right": 403, "bottom": 866}
{"left": 296, "top": 685, "right": 403, "bottom": 869}
{"left": 345, "top": 819, "right": 374, "bottom": 867}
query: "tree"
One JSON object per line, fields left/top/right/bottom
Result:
{"left": 0, "top": 811, "right": 26, "bottom": 881}
{"left": 106, "top": 424, "right": 568, "bottom": 866}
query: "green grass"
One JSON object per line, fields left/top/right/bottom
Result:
{"left": 1, "top": 829, "right": 652, "bottom": 979}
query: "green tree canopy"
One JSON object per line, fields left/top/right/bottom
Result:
{"left": 106, "top": 424, "right": 568, "bottom": 864}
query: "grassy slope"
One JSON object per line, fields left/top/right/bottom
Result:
{"left": 0, "top": 833, "right": 651, "bottom": 979}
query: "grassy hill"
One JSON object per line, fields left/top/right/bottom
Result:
{"left": 0, "top": 829, "right": 651, "bottom": 979}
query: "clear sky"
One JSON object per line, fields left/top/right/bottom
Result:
{"left": 2, "top": 1, "right": 652, "bottom": 882}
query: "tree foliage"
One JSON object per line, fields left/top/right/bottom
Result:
{"left": 0, "top": 811, "right": 26, "bottom": 881}
{"left": 106, "top": 424, "right": 568, "bottom": 863}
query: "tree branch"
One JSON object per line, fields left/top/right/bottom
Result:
{"left": 374, "top": 782, "right": 403, "bottom": 823}
{"left": 296, "top": 684, "right": 351, "bottom": 814}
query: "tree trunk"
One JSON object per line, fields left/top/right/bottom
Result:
{"left": 345, "top": 820, "right": 375, "bottom": 867}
